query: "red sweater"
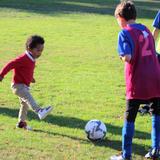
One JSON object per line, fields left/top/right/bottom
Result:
{"left": 0, "top": 52, "right": 35, "bottom": 86}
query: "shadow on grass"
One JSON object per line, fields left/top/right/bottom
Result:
{"left": 95, "top": 138, "right": 149, "bottom": 157}
{"left": 0, "top": 106, "right": 151, "bottom": 140}
{"left": 33, "top": 128, "right": 89, "bottom": 143}
{"left": 33, "top": 129, "right": 149, "bottom": 157}
{"left": 0, "top": 106, "right": 151, "bottom": 156}
{"left": 0, "top": 0, "right": 159, "bottom": 19}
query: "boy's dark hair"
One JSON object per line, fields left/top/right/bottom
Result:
{"left": 115, "top": 0, "right": 137, "bottom": 21}
{"left": 26, "top": 35, "right": 45, "bottom": 49}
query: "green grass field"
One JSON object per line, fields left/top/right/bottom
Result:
{"left": 0, "top": 0, "right": 160, "bottom": 159}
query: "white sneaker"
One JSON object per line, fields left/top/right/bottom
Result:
{"left": 38, "top": 106, "right": 53, "bottom": 120}
{"left": 110, "top": 154, "right": 131, "bottom": 160}
{"left": 110, "top": 155, "right": 124, "bottom": 160}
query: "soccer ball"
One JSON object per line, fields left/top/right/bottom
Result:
{"left": 85, "top": 119, "right": 107, "bottom": 141}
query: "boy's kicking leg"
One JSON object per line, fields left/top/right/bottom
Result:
{"left": 11, "top": 83, "right": 53, "bottom": 120}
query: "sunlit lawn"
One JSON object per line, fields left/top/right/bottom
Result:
{"left": 0, "top": 0, "right": 159, "bottom": 159}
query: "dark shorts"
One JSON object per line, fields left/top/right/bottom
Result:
{"left": 125, "top": 98, "right": 160, "bottom": 122}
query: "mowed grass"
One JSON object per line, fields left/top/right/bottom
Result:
{"left": 0, "top": 0, "right": 159, "bottom": 159}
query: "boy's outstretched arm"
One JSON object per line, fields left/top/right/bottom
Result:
{"left": 0, "top": 58, "right": 21, "bottom": 80}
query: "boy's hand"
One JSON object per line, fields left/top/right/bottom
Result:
{"left": 138, "top": 105, "right": 150, "bottom": 116}
{"left": 31, "top": 78, "right": 36, "bottom": 83}
{"left": 120, "top": 55, "right": 131, "bottom": 63}
{"left": 0, "top": 76, "right": 3, "bottom": 82}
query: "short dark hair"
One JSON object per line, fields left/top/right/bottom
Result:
{"left": 26, "top": 35, "right": 45, "bottom": 49}
{"left": 115, "top": 1, "right": 137, "bottom": 21}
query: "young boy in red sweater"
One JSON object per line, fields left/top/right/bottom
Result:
{"left": 0, "top": 35, "right": 53, "bottom": 130}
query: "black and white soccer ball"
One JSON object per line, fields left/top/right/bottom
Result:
{"left": 85, "top": 119, "right": 107, "bottom": 141}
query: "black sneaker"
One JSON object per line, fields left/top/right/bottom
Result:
{"left": 145, "top": 148, "right": 160, "bottom": 159}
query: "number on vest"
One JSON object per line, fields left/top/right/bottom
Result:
{"left": 139, "top": 31, "right": 152, "bottom": 56}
